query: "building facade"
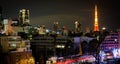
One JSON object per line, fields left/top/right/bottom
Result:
{"left": 74, "top": 21, "right": 81, "bottom": 33}
{"left": 100, "top": 32, "right": 120, "bottom": 51}
{"left": 19, "top": 9, "right": 30, "bottom": 26}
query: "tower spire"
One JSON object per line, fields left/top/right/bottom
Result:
{"left": 94, "top": 5, "right": 99, "bottom": 31}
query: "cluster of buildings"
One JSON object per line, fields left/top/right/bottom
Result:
{"left": 0, "top": 8, "right": 30, "bottom": 36}
{"left": 0, "top": 8, "right": 35, "bottom": 64}
{"left": 100, "top": 32, "right": 120, "bottom": 62}
{"left": 0, "top": 5, "right": 120, "bottom": 64}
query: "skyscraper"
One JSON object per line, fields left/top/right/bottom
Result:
{"left": 19, "top": 9, "right": 30, "bottom": 26}
{"left": 53, "top": 22, "right": 59, "bottom": 31}
{"left": 74, "top": 21, "right": 81, "bottom": 33}
{"left": 94, "top": 5, "right": 99, "bottom": 31}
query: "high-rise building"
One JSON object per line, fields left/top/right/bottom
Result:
{"left": 3, "top": 19, "right": 14, "bottom": 35}
{"left": 62, "top": 25, "right": 68, "bottom": 36}
{"left": 94, "top": 5, "right": 99, "bottom": 31}
{"left": 19, "top": 9, "right": 30, "bottom": 26}
{"left": 74, "top": 21, "right": 81, "bottom": 33}
{"left": 53, "top": 22, "right": 59, "bottom": 31}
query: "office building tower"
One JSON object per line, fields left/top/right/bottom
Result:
{"left": 3, "top": 19, "right": 14, "bottom": 35}
{"left": 19, "top": 9, "right": 30, "bottom": 25}
{"left": 53, "top": 22, "right": 59, "bottom": 31}
{"left": 62, "top": 26, "right": 68, "bottom": 36}
{"left": 74, "top": 21, "right": 81, "bottom": 33}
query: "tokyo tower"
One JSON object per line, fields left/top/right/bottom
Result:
{"left": 94, "top": 5, "right": 99, "bottom": 31}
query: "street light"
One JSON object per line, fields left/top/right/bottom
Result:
{"left": 102, "top": 27, "right": 106, "bottom": 30}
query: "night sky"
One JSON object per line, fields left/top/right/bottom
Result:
{"left": 0, "top": 0, "right": 120, "bottom": 31}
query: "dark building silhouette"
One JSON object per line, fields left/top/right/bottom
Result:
{"left": 0, "top": 6, "right": 2, "bottom": 24}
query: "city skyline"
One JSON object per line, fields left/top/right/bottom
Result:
{"left": 0, "top": 0, "right": 120, "bottom": 31}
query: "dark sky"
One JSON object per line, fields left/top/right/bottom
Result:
{"left": 0, "top": 0, "right": 120, "bottom": 31}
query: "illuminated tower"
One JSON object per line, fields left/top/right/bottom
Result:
{"left": 94, "top": 5, "right": 99, "bottom": 31}
{"left": 19, "top": 9, "right": 30, "bottom": 25}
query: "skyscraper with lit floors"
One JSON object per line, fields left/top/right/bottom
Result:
{"left": 19, "top": 9, "right": 30, "bottom": 26}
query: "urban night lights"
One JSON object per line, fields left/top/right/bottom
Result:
{"left": 0, "top": 0, "right": 120, "bottom": 64}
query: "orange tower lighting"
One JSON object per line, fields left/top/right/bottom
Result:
{"left": 94, "top": 5, "right": 99, "bottom": 31}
